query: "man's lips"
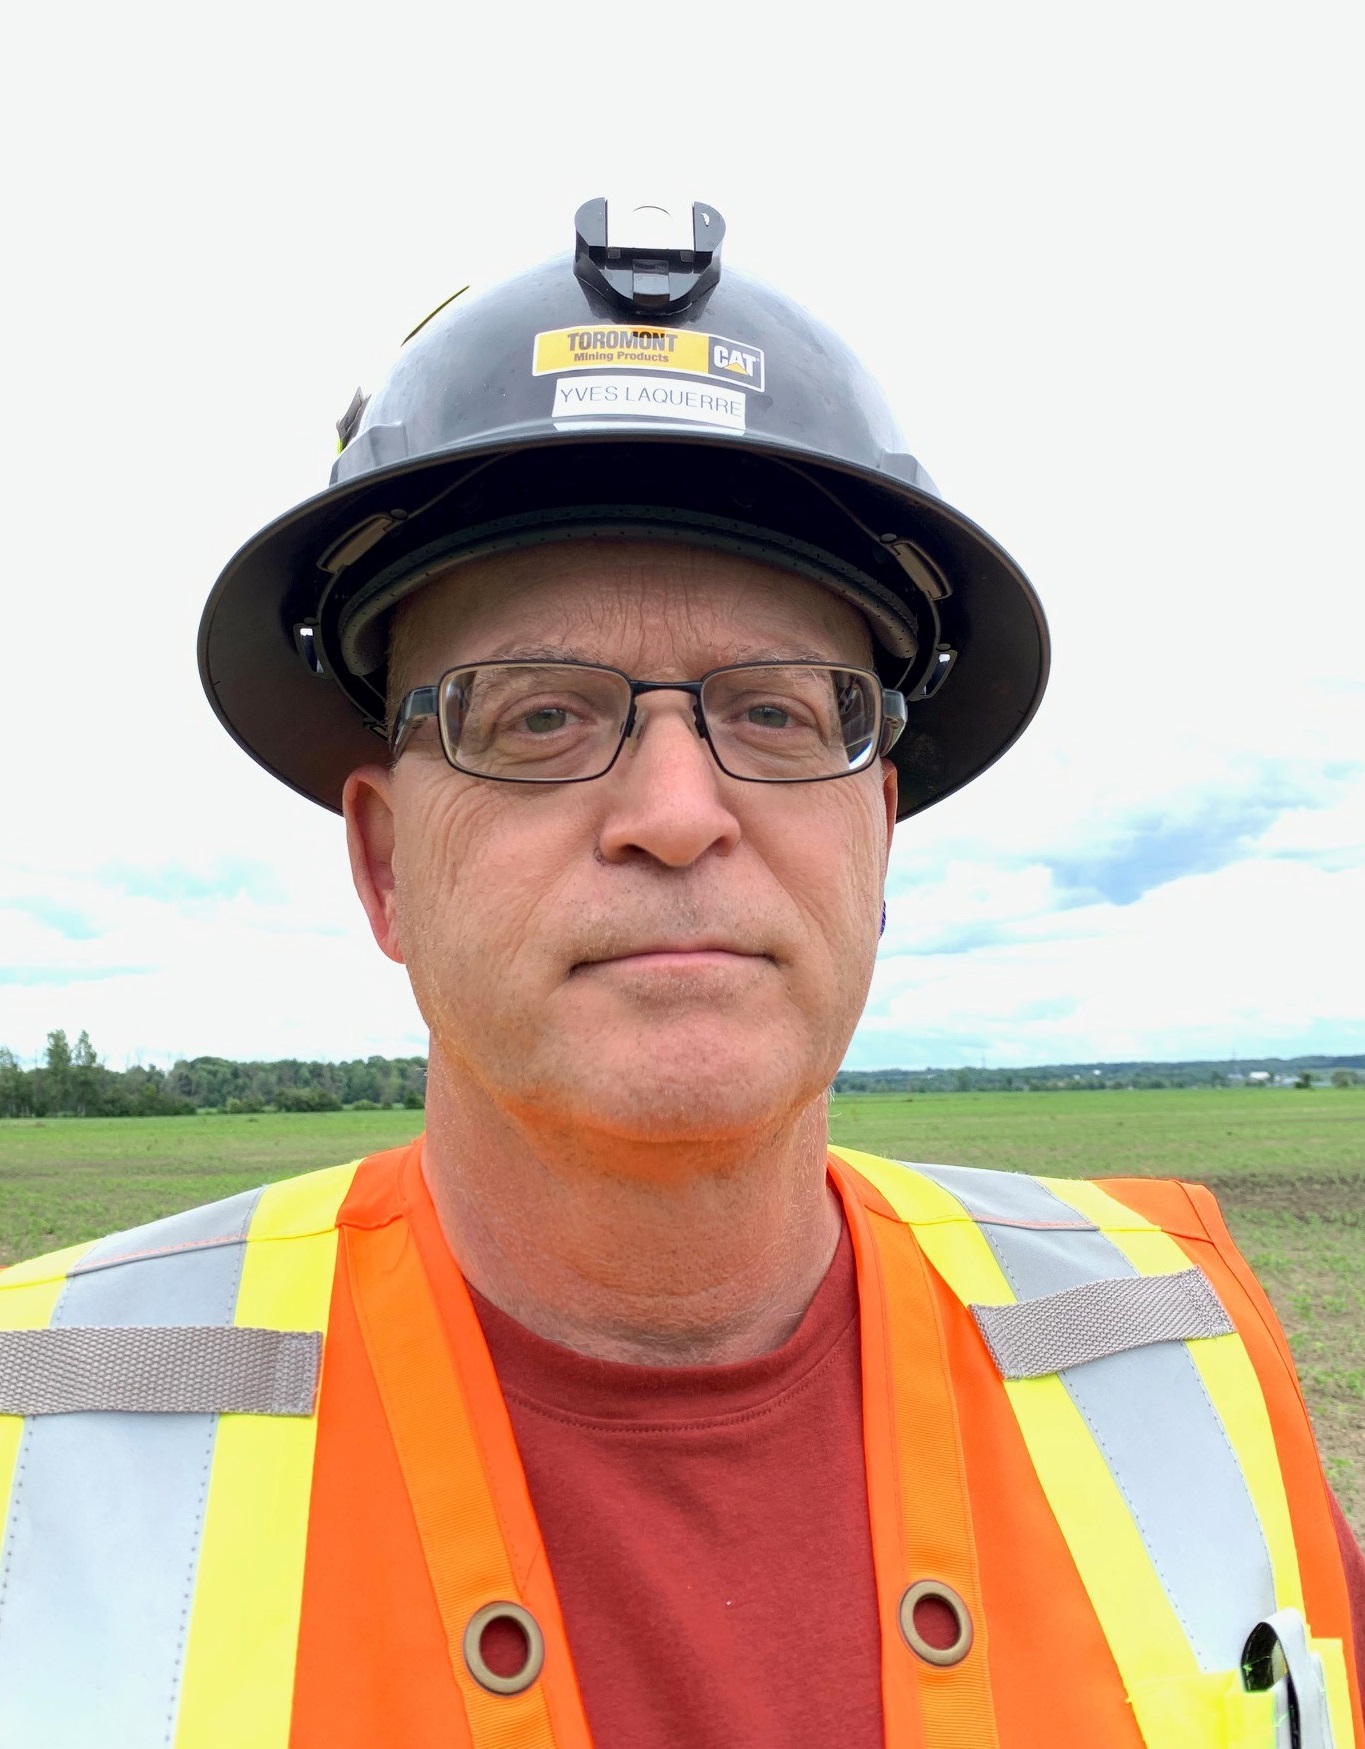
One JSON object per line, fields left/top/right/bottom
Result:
{"left": 571, "top": 941, "right": 770, "bottom": 973}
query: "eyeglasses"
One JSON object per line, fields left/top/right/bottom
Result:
{"left": 391, "top": 661, "right": 907, "bottom": 786}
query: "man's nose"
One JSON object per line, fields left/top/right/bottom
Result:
{"left": 595, "top": 696, "right": 742, "bottom": 867}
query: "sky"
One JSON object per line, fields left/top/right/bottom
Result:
{"left": 1, "top": 0, "right": 1362, "bottom": 1071}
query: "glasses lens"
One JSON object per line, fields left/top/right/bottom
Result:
{"left": 701, "top": 666, "right": 880, "bottom": 780}
{"left": 439, "top": 664, "right": 632, "bottom": 781}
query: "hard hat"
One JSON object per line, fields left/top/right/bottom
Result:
{"left": 199, "top": 198, "right": 1048, "bottom": 819}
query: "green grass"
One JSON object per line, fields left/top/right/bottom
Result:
{"left": 827, "top": 1085, "right": 1365, "bottom": 1180}
{"left": 2, "top": 1089, "right": 1362, "bottom": 1536}
{"left": 0, "top": 1110, "right": 423, "bottom": 1264}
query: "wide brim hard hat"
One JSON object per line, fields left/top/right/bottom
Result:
{"left": 199, "top": 235, "right": 1049, "bottom": 822}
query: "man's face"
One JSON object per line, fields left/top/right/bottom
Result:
{"left": 345, "top": 540, "right": 897, "bottom": 1148}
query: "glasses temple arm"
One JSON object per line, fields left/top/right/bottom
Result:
{"left": 390, "top": 686, "right": 439, "bottom": 758}
{"left": 879, "top": 688, "right": 908, "bottom": 755}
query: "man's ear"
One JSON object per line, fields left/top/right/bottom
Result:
{"left": 880, "top": 757, "right": 898, "bottom": 872}
{"left": 343, "top": 765, "right": 405, "bottom": 965}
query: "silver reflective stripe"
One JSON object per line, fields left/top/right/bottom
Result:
{"left": 971, "top": 1268, "right": 1234, "bottom": 1379}
{"left": 0, "top": 1326, "right": 320, "bottom": 1416}
{"left": 0, "top": 1187, "right": 263, "bottom": 1749}
{"left": 915, "top": 1162, "right": 1276, "bottom": 1673}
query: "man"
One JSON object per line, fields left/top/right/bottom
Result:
{"left": 1, "top": 199, "right": 1361, "bottom": 1747}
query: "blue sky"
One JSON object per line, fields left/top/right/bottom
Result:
{"left": 2, "top": 0, "right": 1361, "bottom": 1070}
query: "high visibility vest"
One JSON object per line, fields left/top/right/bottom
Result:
{"left": 0, "top": 1144, "right": 1360, "bottom": 1749}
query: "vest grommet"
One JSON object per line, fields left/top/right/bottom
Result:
{"left": 462, "top": 1601, "right": 546, "bottom": 1694}
{"left": 898, "top": 1580, "right": 974, "bottom": 1667}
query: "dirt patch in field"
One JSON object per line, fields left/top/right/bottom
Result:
{"left": 1201, "top": 1173, "right": 1365, "bottom": 1222}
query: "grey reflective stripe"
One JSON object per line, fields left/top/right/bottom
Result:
{"left": 0, "top": 1326, "right": 320, "bottom": 1416}
{"left": 971, "top": 1268, "right": 1234, "bottom": 1379}
{"left": 913, "top": 1162, "right": 1277, "bottom": 1673}
{"left": 0, "top": 1186, "right": 264, "bottom": 1748}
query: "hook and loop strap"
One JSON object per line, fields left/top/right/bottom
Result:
{"left": 0, "top": 1325, "right": 321, "bottom": 1416}
{"left": 970, "top": 1268, "right": 1233, "bottom": 1380}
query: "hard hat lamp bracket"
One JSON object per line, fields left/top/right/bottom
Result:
{"left": 574, "top": 197, "right": 725, "bottom": 314}
{"left": 905, "top": 646, "right": 958, "bottom": 703}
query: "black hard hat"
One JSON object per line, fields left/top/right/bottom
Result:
{"left": 199, "top": 198, "right": 1048, "bottom": 820}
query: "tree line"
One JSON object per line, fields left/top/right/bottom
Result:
{"left": 0, "top": 1031, "right": 427, "bottom": 1118}
{"left": 833, "top": 1054, "right": 1364, "bottom": 1094}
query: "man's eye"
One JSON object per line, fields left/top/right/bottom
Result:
{"left": 521, "top": 707, "right": 570, "bottom": 734}
{"left": 747, "top": 704, "right": 791, "bottom": 728}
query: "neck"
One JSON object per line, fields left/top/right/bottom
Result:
{"left": 419, "top": 1063, "right": 842, "bottom": 1366}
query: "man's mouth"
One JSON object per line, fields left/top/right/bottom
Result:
{"left": 571, "top": 939, "right": 770, "bottom": 973}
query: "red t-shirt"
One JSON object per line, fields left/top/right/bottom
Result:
{"left": 291, "top": 1147, "right": 1365, "bottom": 1747}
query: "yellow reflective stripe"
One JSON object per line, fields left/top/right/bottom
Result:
{"left": 172, "top": 1163, "right": 359, "bottom": 1749}
{"left": 836, "top": 1153, "right": 1215, "bottom": 1746}
{"left": 1044, "top": 1178, "right": 1360, "bottom": 1749}
{"left": 0, "top": 1239, "right": 101, "bottom": 1545}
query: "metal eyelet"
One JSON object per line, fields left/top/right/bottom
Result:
{"left": 462, "top": 1601, "right": 546, "bottom": 1695}
{"left": 898, "top": 1580, "right": 974, "bottom": 1667}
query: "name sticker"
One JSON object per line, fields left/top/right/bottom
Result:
{"left": 551, "top": 374, "right": 746, "bottom": 432}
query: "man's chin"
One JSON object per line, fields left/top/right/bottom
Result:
{"left": 525, "top": 1026, "right": 826, "bottom": 1146}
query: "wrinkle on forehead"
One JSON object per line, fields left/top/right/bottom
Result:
{"left": 387, "top": 540, "right": 875, "bottom": 703}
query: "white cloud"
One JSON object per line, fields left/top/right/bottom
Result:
{"left": 860, "top": 776, "right": 1365, "bottom": 1066}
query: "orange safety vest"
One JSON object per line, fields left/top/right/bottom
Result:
{"left": 0, "top": 1141, "right": 1360, "bottom": 1748}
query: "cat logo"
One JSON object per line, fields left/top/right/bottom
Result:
{"left": 711, "top": 342, "right": 763, "bottom": 388}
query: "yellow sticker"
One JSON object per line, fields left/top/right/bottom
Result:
{"left": 533, "top": 325, "right": 765, "bottom": 392}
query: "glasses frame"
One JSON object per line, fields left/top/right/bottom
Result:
{"left": 390, "top": 659, "right": 908, "bottom": 786}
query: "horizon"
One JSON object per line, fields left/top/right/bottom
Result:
{"left": 5, "top": 1032, "right": 1364, "bottom": 1079}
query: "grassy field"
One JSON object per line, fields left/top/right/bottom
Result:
{"left": 2, "top": 1089, "right": 1361, "bottom": 1532}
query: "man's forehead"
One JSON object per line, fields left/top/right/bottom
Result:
{"left": 395, "top": 540, "right": 875, "bottom": 667}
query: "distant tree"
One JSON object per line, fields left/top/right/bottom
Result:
{"left": 44, "top": 1030, "right": 72, "bottom": 1113}
{"left": 1331, "top": 1070, "right": 1356, "bottom": 1089}
{"left": 1295, "top": 1071, "right": 1315, "bottom": 1089}
{"left": 0, "top": 1047, "right": 33, "bottom": 1118}
{"left": 70, "top": 1031, "right": 100, "bottom": 1116}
